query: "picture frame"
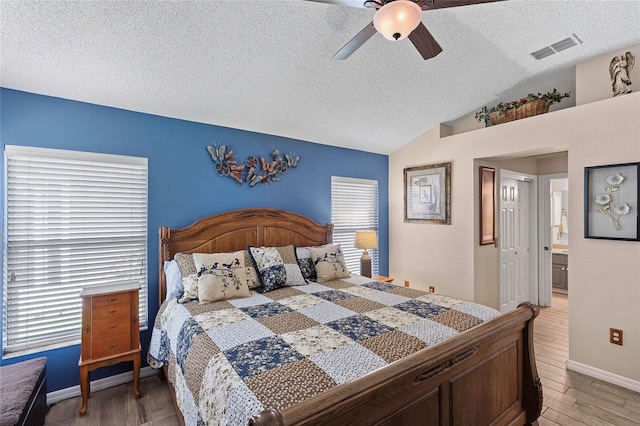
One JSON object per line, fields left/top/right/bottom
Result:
{"left": 584, "top": 162, "right": 640, "bottom": 241}
{"left": 480, "top": 167, "right": 496, "bottom": 245}
{"left": 404, "top": 162, "right": 451, "bottom": 224}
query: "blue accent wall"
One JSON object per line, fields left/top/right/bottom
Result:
{"left": 0, "top": 88, "right": 389, "bottom": 392}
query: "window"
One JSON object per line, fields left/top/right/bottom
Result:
{"left": 331, "top": 176, "right": 379, "bottom": 275}
{"left": 3, "top": 146, "right": 148, "bottom": 354}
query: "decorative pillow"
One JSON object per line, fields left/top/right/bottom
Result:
{"left": 164, "top": 260, "right": 184, "bottom": 300}
{"left": 248, "top": 245, "right": 306, "bottom": 292}
{"left": 243, "top": 250, "right": 262, "bottom": 290}
{"left": 177, "top": 273, "right": 199, "bottom": 304}
{"left": 307, "top": 244, "right": 351, "bottom": 283}
{"left": 174, "top": 252, "right": 197, "bottom": 277}
{"left": 193, "top": 251, "right": 250, "bottom": 303}
{"left": 296, "top": 247, "right": 317, "bottom": 281}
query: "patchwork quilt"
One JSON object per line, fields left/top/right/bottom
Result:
{"left": 147, "top": 275, "right": 500, "bottom": 426}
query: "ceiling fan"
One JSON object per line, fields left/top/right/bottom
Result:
{"left": 309, "top": 0, "right": 503, "bottom": 60}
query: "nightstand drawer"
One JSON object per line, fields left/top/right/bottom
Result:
{"left": 91, "top": 333, "right": 132, "bottom": 359}
{"left": 92, "top": 292, "right": 131, "bottom": 308}
{"left": 92, "top": 303, "right": 130, "bottom": 320}
{"left": 91, "top": 315, "right": 131, "bottom": 340}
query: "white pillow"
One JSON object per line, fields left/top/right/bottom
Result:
{"left": 164, "top": 260, "right": 184, "bottom": 300}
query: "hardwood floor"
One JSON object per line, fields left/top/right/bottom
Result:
{"left": 45, "top": 292, "right": 640, "bottom": 425}
{"left": 536, "top": 293, "right": 640, "bottom": 425}
{"left": 44, "top": 374, "right": 179, "bottom": 426}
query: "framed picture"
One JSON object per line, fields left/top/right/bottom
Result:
{"left": 584, "top": 162, "right": 640, "bottom": 241}
{"left": 480, "top": 167, "right": 496, "bottom": 245}
{"left": 404, "top": 162, "right": 451, "bottom": 224}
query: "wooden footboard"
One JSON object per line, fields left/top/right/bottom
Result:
{"left": 250, "top": 302, "right": 542, "bottom": 426}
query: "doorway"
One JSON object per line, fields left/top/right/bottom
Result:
{"left": 538, "top": 173, "right": 569, "bottom": 307}
{"left": 476, "top": 152, "right": 568, "bottom": 311}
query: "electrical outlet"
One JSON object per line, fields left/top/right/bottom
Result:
{"left": 610, "top": 328, "right": 623, "bottom": 346}
{"left": 428, "top": 286, "right": 435, "bottom": 293}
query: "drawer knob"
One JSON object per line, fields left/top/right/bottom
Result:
{"left": 105, "top": 344, "right": 117, "bottom": 349}
{"left": 106, "top": 298, "right": 117, "bottom": 302}
{"left": 106, "top": 310, "right": 117, "bottom": 314}
{"left": 106, "top": 325, "right": 118, "bottom": 330}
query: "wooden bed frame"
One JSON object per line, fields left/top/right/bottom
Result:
{"left": 158, "top": 208, "right": 542, "bottom": 426}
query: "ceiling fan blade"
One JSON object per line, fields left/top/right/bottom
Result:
{"left": 305, "top": 0, "right": 369, "bottom": 9}
{"left": 333, "top": 22, "right": 377, "bottom": 60}
{"left": 418, "top": 0, "right": 504, "bottom": 11}
{"left": 308, "top": 0, "right": 504, "bottom": 10}
{"left": 408, "top": 22, "right": 443, "bottom": 60}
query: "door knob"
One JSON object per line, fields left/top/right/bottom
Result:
{"left": 544, "top": 246, "right": 550, "bottom": 251}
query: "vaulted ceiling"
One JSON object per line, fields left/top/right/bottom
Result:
{"left": 2, "top": 0, "right": 639, "bottom": 154}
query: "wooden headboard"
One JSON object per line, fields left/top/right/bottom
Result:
{"left": 158, "top": 208, "right": 333, "bottom": 304}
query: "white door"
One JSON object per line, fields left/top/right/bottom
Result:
{"left": 499, "top": 177, "right": 531, "bottom": 312}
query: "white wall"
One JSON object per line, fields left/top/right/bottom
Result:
{"left": 389, "top": 92, "right": 640, "bottom": 382}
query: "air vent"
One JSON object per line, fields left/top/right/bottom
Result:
{"left": 531, "top": 46, "right": 556, "bottom": 60}
{"left": 551, "top": 37, "right": 577, "bottom": 52}
{"left": 530, "top": 34, "right": 582, "bottom": 60}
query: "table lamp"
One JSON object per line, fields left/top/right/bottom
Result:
{"left": 354, "top": 230, "right": 378, "bottom": 277}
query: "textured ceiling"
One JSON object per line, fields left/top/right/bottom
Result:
{"left": 1, "top": 0, "right": 639, "bottom": 155}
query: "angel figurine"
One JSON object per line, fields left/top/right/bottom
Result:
{"left": 609, "top": 51, "right": 635, "bottom": 97}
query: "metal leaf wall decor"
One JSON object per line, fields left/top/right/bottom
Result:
{"left": 206, "top": 143, "right": 300, "bottom": 187}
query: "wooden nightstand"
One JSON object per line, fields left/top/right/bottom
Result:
{"left": 78, "top": 283, "right": 141, "bottom": 416}
{"left": 373, "top": 275, "right": 394, "bottom": 283}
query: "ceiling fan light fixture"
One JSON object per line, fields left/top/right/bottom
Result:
{"left": 373, "top": 0, "right": 422, "bottom": 41}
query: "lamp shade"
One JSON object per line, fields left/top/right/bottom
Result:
{"left": 373, "top": 0, "right": 422, "bottom": 41}
{"left": 354, "top": 230, "right": 378, "bottom": 250}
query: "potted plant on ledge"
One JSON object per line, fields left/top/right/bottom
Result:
{"left": 475, "top": 89, "right": 570, "bottom": 126}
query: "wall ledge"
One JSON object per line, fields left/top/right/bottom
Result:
{"left": 566, "top": 360, "right": 640, "bottom": 393}
{"left": 442, "top": 91, "right": 640, "bottom": 139}
{"left": 46, "top": 366, "right": 157, "bottom": 404}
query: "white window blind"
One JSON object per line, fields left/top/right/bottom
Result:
{"left": 331, "top": 176, "right": 379, "bottom": 275}
{"left": 3, "top": 146, "right": 148, "bottom": 354}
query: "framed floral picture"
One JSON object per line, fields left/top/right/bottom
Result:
{"left": 584, "top": 162, "right": 640, "bottom": 241}
{"left": 404, "top": 162, "right": 451, "bottom": 224}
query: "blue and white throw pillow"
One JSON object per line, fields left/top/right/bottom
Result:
{"left": 296, "top": 247, "right": 317, "bottom": 281}
{"left": 249, "top": 245, "right": 306, "bottom": 292}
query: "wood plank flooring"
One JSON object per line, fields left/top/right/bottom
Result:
{"left": 45, "top": 292, "right": 640, "bottom": 425}
{"left": 44, "top": 374, "right": 179, "bottom": 426}
{"left": 536, "top": 293, "right": 640, "bottom": 425}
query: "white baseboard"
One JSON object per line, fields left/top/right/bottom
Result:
{"left": 566, "top": 360, "right": 640, "bottom": 393}
{"left": 46, "top": 366, "right": 157, "bottom": 404}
